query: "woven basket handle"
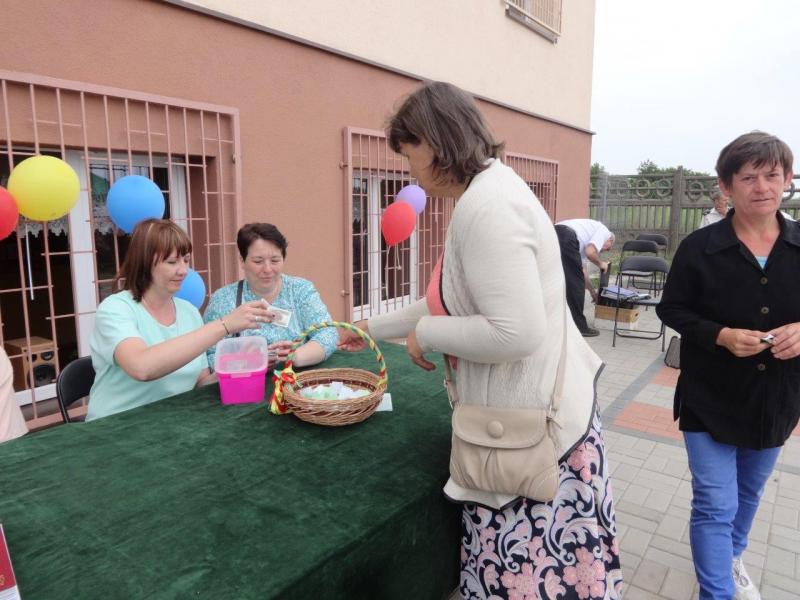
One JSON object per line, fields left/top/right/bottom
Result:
{"left": 270, "top": 321, "right": 387, "bottom": 415}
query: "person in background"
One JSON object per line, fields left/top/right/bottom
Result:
{"left": 657, "top": 131, "right": 799, "bottom": 600}
{"left": 554, "top": 218, "right": 615, "bottom": 337}
{"left": 88, "top": 219, "right": 269, "bottom": 421}
{"left": 339, "top": 81, "right": 622, "bottom": 599}
{"left": 700, "top": 187, "right": 730, "bottom": 227}
{"left": 203, "top": 223, "right": 337, "bottom": 369}
{"left": 0, "top": 346, "right": 27, "bottom": 443}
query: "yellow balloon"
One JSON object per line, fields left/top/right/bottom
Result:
{"left": 8, "top": 155, "right": 80, "bottom": 221}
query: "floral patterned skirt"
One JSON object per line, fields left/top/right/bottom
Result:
{"left": 459, "top": 409, "right": 623, "bottom": 599}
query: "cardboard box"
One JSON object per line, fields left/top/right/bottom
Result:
{"left": 595, "top": 304, "right": 639, "bottom": 322}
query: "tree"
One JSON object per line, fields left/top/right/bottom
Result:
{"left": 637, "top": 159, "right": 710, "bottom": 177}
{"left": 591, "top": 162, "right": 607, "bottom": 176}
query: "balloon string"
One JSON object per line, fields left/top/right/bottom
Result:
{"left": 25, "top": 222, "right": 34, "bottom": 300}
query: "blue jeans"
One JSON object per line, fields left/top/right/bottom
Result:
{"left": 684, "top": 431, "right": 780, "bottom": 600}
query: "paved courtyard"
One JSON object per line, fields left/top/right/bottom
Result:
{"left": 586, "top": 303, "right": 800, "bottom": 599}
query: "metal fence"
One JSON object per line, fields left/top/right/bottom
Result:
{"left": 589, "top": 170, "right": 800, "bottom": 252}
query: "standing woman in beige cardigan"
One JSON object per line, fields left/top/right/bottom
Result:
{"left": 339, "top": 82, "right": 622, "bottom": 599}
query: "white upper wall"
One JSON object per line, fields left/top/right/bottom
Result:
{"left": 172, "top": 0, "right": 595, "bottom": 130}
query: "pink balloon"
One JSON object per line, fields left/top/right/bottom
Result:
{"left": 381, "top": 202, "right": 416, "bottom": 246}
{"left": 0, "top": 187, "right": 20, "bottom": 241}
{"left": 396, "top": 184, "right": 427, "bottom": 215}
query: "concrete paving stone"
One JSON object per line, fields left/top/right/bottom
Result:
{"left": 616, "top": 500, "right": 664, "bottom": 522}
{"left": 633, "top": 438, "right": 658, "bottom": 453}
{"left": 764, "top": 545, "right": 795, "bottom": 577}
{"left": 621, "top": 526, "right": 654, "bottom": 557}
{"left": 616, "top": 511, "right": 659, "bottom": 533}
{"left": 777, "top": 470, "right": 800, "bottom": 491}
{"left": 755, "top": 500, "right": 774, "bottom": 521}
{"left": 665, "top": 503, "right": 691, "bottom": 521}
{"left": 642, "top": 455, "right": 669, "bottom": 473}
{"left": 632, "top": 558, "right": 669, "bottom": 593}
{"left": 643, "top": 547, "right": 695, "bottom": 576}
{"left": 675, "top": 480, "right": 693, "bottom": 500}
{"left": 771, "top": 504, "right": 799, "bottom": 529}
{"left": 623, "top": 584, "right": 664, "bottom": 600}
{"left": 775, "top": 486, "right": 800, "bottom": 501}
{"left": 644, "top": 490, "right": 673, "bottom": 513}
{"left": 773, "top": 494, "right": 800, "bottom": 510}
{"left": 622, "top": 483, "right": 652, "bottom": 506}
{"left": 762, "top": 569, "right": 800, "bottom": 593}
{"left": 611, "top": 461, "right": 641, "bottom": 482}
{"left": 651, "top": 444, "right": 687, "bottom": 459}
{"left": 744, "top": 564, "right": 762, "bottom": 587}
{"left": 614, "top": 453, "right": 646, "bottom": 468}
{"left": 748, "top": 519, "right": 770, "bottom": 544}
{"left": 620, "top": 550, "right": 642, "bottom": 573}
{"left": 634, "top": 471, "right": 684, "bottom": 495}
{"left": 647, "top": 537, "right": 695, "bottom": 573}
{"left": 759, "top": 584, "right": 798, "bottom": 600}
{"left": 741, "top": 548, "right": 766, "bottom": 570}
{"left": 661, "top": 460, "right": 689, "bottom": 480}
{"left": 746, "top": 539, "right": 767, "bottom": 557}
{"left": 768, "top": 531, "right": 800, "bottom": 554}
{"left": 655, "top": 515, "right": 687, "bottom": 542}
{"left": 658, "top": 568, "right": 696, "bottom": 600}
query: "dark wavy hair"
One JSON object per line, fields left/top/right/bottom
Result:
{"left": 236, "top": 223, "right": 288, "bottom": 260}
{"left": 716, "top": 131, "right": 793, "bottom": 187}
{"left": 387, "top": 81, "right": 504, "bottom": 185}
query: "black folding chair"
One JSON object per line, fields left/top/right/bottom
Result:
{"left": 612, "top": 256, "right": 670, "bottom": 351}
{"left": 56, "top": 356, "right": 95, "bottom": 423}
{"left": 621, "top": 240, "right": 660, "bottom": 293}
{"left": 636, "top": 233, "right": 668, "bottom": 256}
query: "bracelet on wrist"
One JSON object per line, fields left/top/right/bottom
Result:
{"left": 219, "top": 318, "right": 231, "bottom": 335}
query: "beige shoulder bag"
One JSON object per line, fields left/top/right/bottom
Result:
{"left": 444, "top": 313, "right": 568, "bottom": 502}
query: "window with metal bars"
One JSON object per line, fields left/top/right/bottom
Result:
{"left": 0, "top": 71, "right": 240, "bottom": 426}
{"left": 504, "top": 151, "right": 559, "bottom": 220}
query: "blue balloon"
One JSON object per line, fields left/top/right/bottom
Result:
{"left": 107, "top": 175, "right": 165, "bottom": 233}
{"left": 175, "top": 268, "right": 206, "bottom": 309}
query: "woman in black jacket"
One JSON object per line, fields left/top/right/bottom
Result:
{"left": 657, "top": 131, "right": 798, "bottom": 600}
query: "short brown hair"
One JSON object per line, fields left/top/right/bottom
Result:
{"left": 716, "top": 131, "right": 793, "bottom": 187}
{"left": 387, "top": 81, "right": 504, "bottom": 185}
{"left": 236, "top": 223, "right": 288, "bottom": 260}
{"left": 113, "top": 219, "right": 192, "bottom": 301}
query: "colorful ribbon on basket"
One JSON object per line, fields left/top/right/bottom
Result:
{"left": 269, "top": 321, "right": 387, "bottom": 415}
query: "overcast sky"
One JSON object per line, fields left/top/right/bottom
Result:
{"left": 591, "top": 0, "right": 800, "bottom": 175}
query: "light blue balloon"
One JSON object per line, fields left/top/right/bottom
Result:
{"left": 107, "top": 175, "right": 165, "bottom": 233}
{"left": 175, "top": 268, "right": 206, "bottom": 309}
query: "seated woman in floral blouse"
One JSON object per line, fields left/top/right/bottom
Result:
{"left": 203, "top": 223, "right": 337, "bottom": 369}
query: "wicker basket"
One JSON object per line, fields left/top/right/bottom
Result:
{"left": 270, "top": 321, "right": 388, "bottom": 426}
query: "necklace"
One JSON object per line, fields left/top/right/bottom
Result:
{"left": 141, "top": 295, "right": 176, "bottom": 325}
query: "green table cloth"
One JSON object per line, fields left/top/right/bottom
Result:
{"left": 0, "top": 344, "right": 460, "bottom": 599}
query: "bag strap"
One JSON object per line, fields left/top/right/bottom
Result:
{"left": 443, "top": 301, "right": 570, "bottom": 417}
{"left": 231, "top": 280, "right": 245, "bottom": 338}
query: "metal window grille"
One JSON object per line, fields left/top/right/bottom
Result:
{"left": 0, "top": 70, "right": 240, "bottom": 427}
{"left": 505, "top": 0, "right": 563, "bottom": 38}
{"left": 504, "top": 151, "right": 559, "bottom": 220}
{"left": 343, "top": 127, "right": 455, "bottom": 322}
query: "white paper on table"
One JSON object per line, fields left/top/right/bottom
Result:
{"left": 375, "top": 393, "right": 392, "bottom": 412}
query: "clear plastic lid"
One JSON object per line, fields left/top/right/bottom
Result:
{"left": 214, "top": 335, "right": 269, "bottom": 374}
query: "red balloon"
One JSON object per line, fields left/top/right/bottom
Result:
{"left": 381, "top": 201, "right": 416, "bottom": 246}
{"left": 0, "top": 187, "right": 20, "bottom": 241}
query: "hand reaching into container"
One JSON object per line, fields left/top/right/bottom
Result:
{"left": 222, "top": 300, "right": 273, "bottom": 334}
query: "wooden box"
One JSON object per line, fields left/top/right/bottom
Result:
{"left": 594, "top": 304, "right": 640, "bottom": 323}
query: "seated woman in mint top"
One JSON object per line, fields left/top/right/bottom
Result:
{"left": 203, "top": 223, "right": 337, "bottom": 369}
{"left": 87, "top": 219, "right": 270, "bottom": 421}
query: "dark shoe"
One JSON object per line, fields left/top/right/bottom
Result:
{"left": 581, "top": 327, "right": 600, "bottom": 337}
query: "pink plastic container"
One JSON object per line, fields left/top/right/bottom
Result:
{"left": 215, "top": 336, "right": 269, "bottom": 405}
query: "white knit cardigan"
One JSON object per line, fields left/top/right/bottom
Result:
{"left": 368, "top": 159, "right": 603, "bottom": 508}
